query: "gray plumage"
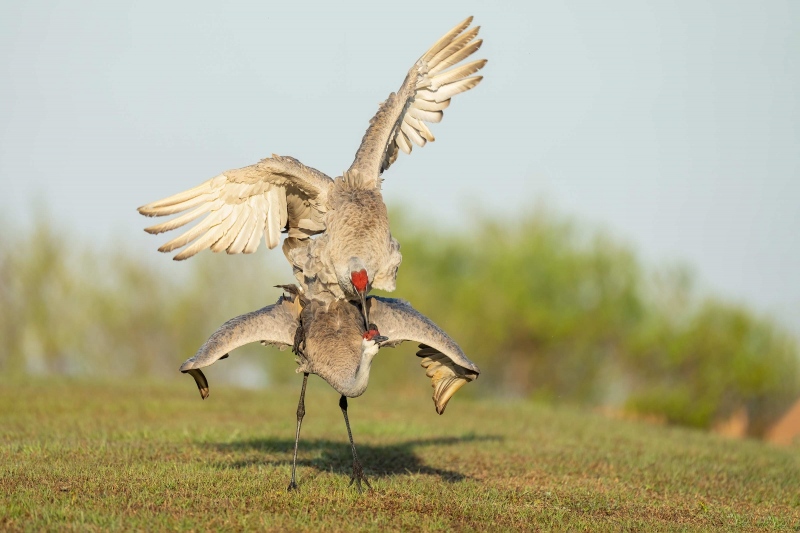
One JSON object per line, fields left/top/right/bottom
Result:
{"left": 179, "top": 293, "right": 300, "bottom": 399}
{"left": 368, "top": 297, "right": 480, "bottom": 414}
{"left": 138, "top": 17, "right": 486, "bottom": 304}
{"left": 179, "top": 289, "right": 480, "bottom": 414}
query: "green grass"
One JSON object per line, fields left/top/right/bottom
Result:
{"left": 2, "top": 379, "right": 799, "bottom": 531}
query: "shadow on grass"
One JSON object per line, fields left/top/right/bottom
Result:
{"left": 207, "top": 433, "right": 502, "bottom": 482}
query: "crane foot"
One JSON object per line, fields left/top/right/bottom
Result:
{"left": 348, "top": 459, "right": 372, "bottom": 493}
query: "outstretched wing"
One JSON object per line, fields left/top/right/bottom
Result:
{"left": 367, "top": 296, "right": 480, "bottom": 414}
{"left": 138, "top": 155, "right": 333, "bottom": 261}
{"left": 349, "top": 16, "right": 487, "bottom": 183}
{"left": 179, "top": 294, "right": 300, "bottom": 399}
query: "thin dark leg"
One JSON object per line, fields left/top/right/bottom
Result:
{"left": 339, "top": 395, "right": 372, "bottom": 492}
{"left": 287, "top": 372, "right": 309, "bottom": 491}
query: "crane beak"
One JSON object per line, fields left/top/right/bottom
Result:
{"left": 358, "top": 290, "right": 369, "bottom": 329}
{"left": 373, "top": 335, "right": 389, "bottom": 345}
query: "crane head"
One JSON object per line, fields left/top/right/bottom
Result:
{"left": 350, "top": 267, "right": 370, "bottom": 329}
{"left": 362, "top": 326, "right": 388, "bottom": 345}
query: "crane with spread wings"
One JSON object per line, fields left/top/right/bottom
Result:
{"left": 179, "top": 286, "right": 480, "bottom": 491}
{"left": 138, "top": 17, "right": 486, "bottom": 327}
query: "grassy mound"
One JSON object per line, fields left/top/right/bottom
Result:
{"left": 2, "top": 380, "right": 798, "bottom": 531}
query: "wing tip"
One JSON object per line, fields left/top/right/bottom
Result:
{"left": 181, "top": 367, "right": 210, "bottom": 400}
{"left": 137, "top": 205, "right": 161, "bottom": 217}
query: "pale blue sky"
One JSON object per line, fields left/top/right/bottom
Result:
{"left": 2, "top": 1, "right": 799, "bottom": 334}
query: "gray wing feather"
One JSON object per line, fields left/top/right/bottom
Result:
{"left": 179, "top": 296, "right": 299, "bottom": 399}
{"left": 367, "top": 296, "right": 479, "bottom": 373}
{"left": 367, "top": 296, "right": 480, "bottom": 414}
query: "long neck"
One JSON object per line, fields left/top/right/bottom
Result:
{"left": 340, "top": 344, "right": 379, "bottom": 398}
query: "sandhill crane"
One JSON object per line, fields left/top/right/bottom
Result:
{"left": 179, "top": 287, "right": 480, "bottom": 491}
{"left": 138, "top": 17, "right": 487, "bottom": 326}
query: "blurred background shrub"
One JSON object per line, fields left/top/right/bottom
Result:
{"left": 1, "top": 206, "right": 797, "bottom": 438}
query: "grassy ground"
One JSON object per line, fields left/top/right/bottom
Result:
{"left": 2, "top": 378, "right": 799, "bottom": 531}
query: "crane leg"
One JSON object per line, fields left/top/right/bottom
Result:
{"left": 339, "top": 395, "right": 372, "bottom": 492}
{"left": 287, "top": 372, "right": 309, "bottom": 492}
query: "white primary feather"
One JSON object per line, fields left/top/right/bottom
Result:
{"left": 138, "top": 158, "right": 333, "bottom": 260}
{"left": 347, "top": 16, "right": 486, "bottom": 178}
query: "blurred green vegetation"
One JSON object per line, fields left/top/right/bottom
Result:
{"left": 384, "top": 207, "right": 800, "bottom": 436}
{"left": 0, "top": 212, "right": 286, "bottom": 384}
{"left": 1, "top": 207, "right": 798, "bottom": 437}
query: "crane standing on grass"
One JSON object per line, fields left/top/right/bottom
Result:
{"left": 138, "top": 17, "right": 487, "bottom": 328}
{"left": 179, "top": 286, "right": 480, "bottom": 491}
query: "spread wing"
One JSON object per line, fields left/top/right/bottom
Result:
{"left": 367, "top": 296, "right": 480, "bottom": 414}
{"left": 138, "top": 155, "right": 333, "bottom": 261}
{"left": 179, "top": 294, "right": 301, "bottom": 399}
{"left": 349, "top": 16, "right": 487, "bottom": 183}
